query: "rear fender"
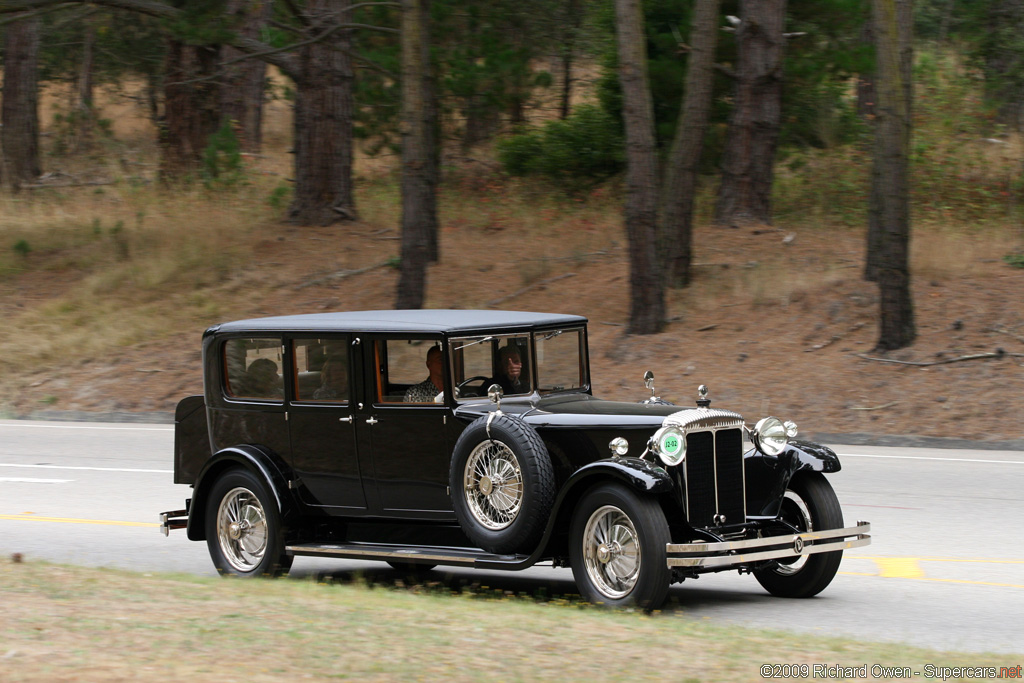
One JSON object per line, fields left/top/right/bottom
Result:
{"left": 745, "top": 439, "right": 841, "bottom": 518}
{"left": 186, "top": 445, "right": 297, "bottom": 541}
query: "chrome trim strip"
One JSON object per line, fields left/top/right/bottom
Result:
{"left": 665, "top": 522, "right": 871, "bottom": 568}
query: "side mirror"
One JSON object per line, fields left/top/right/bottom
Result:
{"left": 487, "top": 383, "right": 504, "bottom": 407}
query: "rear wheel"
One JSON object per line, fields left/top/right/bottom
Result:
{"left": 205, "top": 468, "right": 292, "bottom": 577}
{"left": 755, "top": 472, "right": 843, "bottom": 598}
{"left": 569, "top": 483, "right": 670, "bottom": 610}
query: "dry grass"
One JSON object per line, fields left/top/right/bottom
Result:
{"left": 0, "top": 557, "right": 1005, "bottom": 682}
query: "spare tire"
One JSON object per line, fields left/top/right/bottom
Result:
{"left": 449, "top": 413, "right": 555, "bottom": 554}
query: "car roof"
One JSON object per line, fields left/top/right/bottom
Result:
{"left": 210, "top": 310, "right": 588, "bottom": 335}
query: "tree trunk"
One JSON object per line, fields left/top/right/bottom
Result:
{"left": 75, "top": 18, "right": 96, "bottom": 151}
{"left": 714, "top": 0, "right": 786, "bottom": 227}
{"left": 558, "top": 0, "right": 582, "bottom": 120}
{"left": 856, "top": 18, "right": 876, "bottom": 121}
{"left": 396, "top": 0, "right": 431, "bottom": 309}
{"left": 616, "top": 0, "right": 664, "bottom": 335}
{"left": 288, "top": 0, "right": 357, "bottom": 225}
{"left": 422, "top": 0, "right": 440, "bottom": 263}
{"left": 871, "top": 0, "right": 915, "bottom": 351}
{"left": 221, "top": 0, "right": 273, "bottom": 154}
{"left": 1, "top": 15, "right": 42, "bottom": 191}
{"left": 985, "top": 0, "right": 1024, "bottom": 130}
{"left": 160, "top": 40, "right": 222, "bottom": 180}
{"left": 660, "top": 0, "right": 720, "bottom": 288}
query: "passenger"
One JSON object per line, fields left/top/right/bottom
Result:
{"left": 496, "top": 346, "right": 528, "bottom": 395}
{"left": 243, "top": 358, "right": 282, "bottom": 398}
{"left": 404, "top": 346, "right": 444, "bottom": 402}
{"left": 313, "top": 354, "right": 348, "bottom": 400}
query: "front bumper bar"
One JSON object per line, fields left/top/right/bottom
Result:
{"left": 666, "top": 521, "right": 871, "bottom": 568}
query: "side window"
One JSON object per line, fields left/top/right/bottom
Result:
{"left": 377, "top": 339, "right": 443, "bottom": 404}
{"left": 224, "top": 338, "right": 284, "bottom": 401}
{"left": 293, "top": 339, "right": 349, "bottom": 403}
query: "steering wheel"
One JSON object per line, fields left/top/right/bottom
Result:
{"left": 456, "top": 375, "right": 491, "bottom": 397}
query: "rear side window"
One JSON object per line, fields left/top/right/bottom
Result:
{"left": 293, "top": 338, "right": 349, "bottom": 403}
{"left": 223, "top": 338, "right": 284, "bottom": 401}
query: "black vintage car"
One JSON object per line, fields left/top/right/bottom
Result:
{"left": 161, "top": 310, "right": 870, "bottom": 608}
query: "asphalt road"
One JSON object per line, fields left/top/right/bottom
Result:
{"left": 1, "top": 419, "right": 1022, "bottom": 656}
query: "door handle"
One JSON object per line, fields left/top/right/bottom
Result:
{"left": 339, "top": 416, "right": 353, "bottom": 423}
{"left": 366, "top": 416, "right": 378, "bottom": 425}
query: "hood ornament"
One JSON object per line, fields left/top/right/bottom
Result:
{"left": 640, "top": 371, "right": 673, "bottom": 406}
{"left": 696, "top": 385, "right": 711, "bottom": 408}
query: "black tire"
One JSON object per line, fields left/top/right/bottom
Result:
{"left": 449, "top": 414, "right": 555, "bottom": 554}
{"left": 569, "top": 483, "right": 671, "bottom": 610}
{"left": 205, "top": 468, "right": 293, "bottom": 577}
{"left": 755, "top": 472, "right": 844, "bottom": 598}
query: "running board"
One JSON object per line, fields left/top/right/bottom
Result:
{"left": 286, "top": 542, "right": 534, "bottom": 570}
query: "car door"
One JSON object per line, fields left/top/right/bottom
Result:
{"left": 287, "top": 335, "right": 368, "bottom": 510}
{"left": 362, "top": 336, "right": 453, "bottom": 516}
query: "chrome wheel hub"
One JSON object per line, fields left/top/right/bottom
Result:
{"left": 582, "top": 505, "right": 641, "bottom": 600}
{"left": 479, "top": 476, "right": 494, "bottom": 496}
{"left": 464, "top": 441, "right": 524, "bottom": 530}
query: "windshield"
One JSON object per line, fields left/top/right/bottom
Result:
{"left": 534, "top": 328, "right": 587, "bottom": 394}
{"left": 449, "top": 327, "right": 588, "bottom": 400}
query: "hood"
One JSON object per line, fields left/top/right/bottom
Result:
{"left": 454, "top": 392, "right": 680, "bottom": 429}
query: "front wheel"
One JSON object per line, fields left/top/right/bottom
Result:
{"left": 205, "top": 468, "right": 293, "bottom": 577}
{"left": 569, "top": 483, "right": 671, "bottom": 610}
{"left": 755, "top": 472, "right": 843, "bottom": 598}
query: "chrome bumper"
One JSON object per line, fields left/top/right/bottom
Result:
{"left": 666, "top": 521, "right": 871, "bottom": 568}
{"left": 159, "top": 509, "right": 189, "bottom": 537}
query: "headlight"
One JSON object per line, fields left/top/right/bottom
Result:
{"left": 651, "top": 426, "right": 685, "bottom": 466}
{"left": 753, "top": 416, "right": 790, "bottom": 456}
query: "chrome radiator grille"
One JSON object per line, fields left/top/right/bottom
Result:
{"left": 684, "top": 427, "right": 745, "bottom": 528}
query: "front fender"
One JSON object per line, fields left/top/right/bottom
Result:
{"left": 186, "top": 445, "right": 296, "bottom": 541}
{"left": 563, "top": 457, "right": 674, "bottom": 496}
{"left": 745, "top": 439, "right": 841, "bottom": 518}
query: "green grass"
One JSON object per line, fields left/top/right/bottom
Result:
{"left": 0, "top": 557, "right": 1008, "bottom": 682}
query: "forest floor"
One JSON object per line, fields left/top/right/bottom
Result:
{"left": 2, "top": 77, "right": 1024, "bottom": 447}
{"left": 3, "top": 180, "right": 1023, "bottom": 446}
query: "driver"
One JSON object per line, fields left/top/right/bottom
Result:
{"left": 496, "top": 345, "right": 528, "bottom": 395}
{"left": 404, "top": 346, "right": 444, "bottom": 402}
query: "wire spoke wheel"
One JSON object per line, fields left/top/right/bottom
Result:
{"left": 216, "top": 486, "right": 269, "bottom": 572}
{"left": 582, "top": 505, "right": 641, "bottom": 600}
{"left": 464, "top": 440, "right": 524, "bottom": 530}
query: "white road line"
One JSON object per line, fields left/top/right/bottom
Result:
{"left": 0, "top": 477, "right": 73, "bottom": 483}
{"left": 837, "top": 452, "right": 1024, "bottom": 465}
{"left": 0, "top": 463, "right": 172, "bottom": 474}
{"left": 0, "top": 423, "right": 172, "bottom": 432}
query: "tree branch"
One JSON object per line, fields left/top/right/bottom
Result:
{"left": 856, "top": 350, "right": 1024, "bottom": 367}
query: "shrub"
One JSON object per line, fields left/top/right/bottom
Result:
{"left": 497, "top": 105, "right": 625, "bottom": 187}
{"left": 202, "top": 121, "right": 245, "bottom": 188}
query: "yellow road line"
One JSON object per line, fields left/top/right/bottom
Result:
{"left": 0, "top": 514, "right": 157, "bottom": 528}
{"left": 850, "top": 555, "right": 1024, "bottom": 564}
{"left": 874, "top": 557, "right": 924, "bottom": 579}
